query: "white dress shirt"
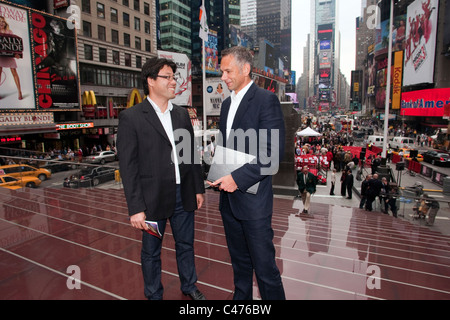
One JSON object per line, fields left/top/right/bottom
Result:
{"left": 226, "top": 81, "right": 254, "bottom": 139}
{"left": 148, "top": 97, "right": 181, "bottom": 184}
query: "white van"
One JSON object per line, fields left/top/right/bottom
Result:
{"left": 367, "top": 135, "right": 385, "bottom": 148}
{"left": 389, "top": 137, "right": 416, "bottom": 149}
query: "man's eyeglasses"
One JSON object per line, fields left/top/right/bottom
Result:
{"left": 157, "top": 75, "right": 179, "bottom": 82}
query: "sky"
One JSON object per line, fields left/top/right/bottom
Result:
{"left": 291, "top": 0, "right": 363, "bottom": 82}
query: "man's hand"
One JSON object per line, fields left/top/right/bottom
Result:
{"left": 207, "top": 174, "right": 238, "bottom": 193}
{"left": 197, "top": 194, "right": 205, "bottom": 209}
{"left": 130, "top": 212, "right": 148, "bottom": 230}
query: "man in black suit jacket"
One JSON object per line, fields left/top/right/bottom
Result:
{"left": 208, "top": 46, "right": 286, "bottom": 300}
{"left": 365, "top": 173, "right": 382, "bottom": 211}
{"left": 117, "top": 58, "right": 205, "bottom": 300}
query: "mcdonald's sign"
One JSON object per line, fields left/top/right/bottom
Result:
{"left": 127, "top": 88, "right": 143, "bottom": 108}
{"left": 82, "top": 91, "right": 97, "bottom": 118}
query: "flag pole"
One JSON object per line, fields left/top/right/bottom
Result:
{"left": 202, "top": 39, "right": 207, "bottom": 155}
{"left": 199, "top": 0, "right": 209, "bottom": 158}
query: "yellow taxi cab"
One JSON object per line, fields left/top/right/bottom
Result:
{"left": 0, "top": 164, "right": 51, "bottom": 181}
{"left": 392, "top": 148, "right": 424, "bottom": 162}
{"left": 0, "top": 174, "right": 42, "bottom": 189}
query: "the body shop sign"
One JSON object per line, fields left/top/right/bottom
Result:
{"left": 401, "top": 88, "right": 450, "bottom": 117}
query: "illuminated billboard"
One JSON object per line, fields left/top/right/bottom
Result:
{"left": 0, "top": 0, "right": 80, "bottom": 111}
{"left": 403, "top": 0, "right": 439, "bottom": 86}
{"left": 401, "top": 88, "right": 450, "bottom": 117}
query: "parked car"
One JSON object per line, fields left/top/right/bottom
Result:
{"left": 41, "top": 159, "right": 73, "bottom": 173}
{"left": 352, "top": 130, "right": 365, "bottom": 139}
{"left": 422, "top": 150, "right": 450, "bottom": 167}
{"left": 63, "top": 166, "right": 116, "bottom": 188}
{"left": 360, "top": 128, "right": 374, "bottom": 135}
{"left": 0, "top": 164, "right": 51, "bottom": 181}
{"left": 84, "top": 151, "right": 117, "bottom": 164}
{"left": 0, "top": 174, "right": 42, "bottom": 189}
{"left": 392, "top": 148, "right": 423, "bottom": 162}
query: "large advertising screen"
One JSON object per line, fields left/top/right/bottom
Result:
{"left": 401, "top": 88, "right": 450, "bottom": 117}
{"left": 403, "top": 0, "right": 439, "bottom": 86}
{"left": 0, "top": 0, "right": 80, "bottom": 111}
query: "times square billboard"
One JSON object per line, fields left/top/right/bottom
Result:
{"left": 0, "top": 0, "right": 80, "bottom": 111}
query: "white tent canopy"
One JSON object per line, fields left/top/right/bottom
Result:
{"left": 296, "top": 127, "right": 322, "bottom": 137}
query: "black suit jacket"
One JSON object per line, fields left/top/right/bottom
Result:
{"left": 117, "top": 99, "right": 204, "bottom": 220}
{"left": 218, "top": 83, "right": 285, "bottom": 220}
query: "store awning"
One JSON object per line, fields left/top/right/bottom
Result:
{"left": 0, "top": 124, "right": 58, "bottom": 136}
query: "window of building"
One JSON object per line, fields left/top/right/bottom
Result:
{"left": 112, "top": 50, "right": 120, "bottom": 65}
{"left": 145, "top": 39, "right": 151, "bottom": 52}
{"left": 98, "top": 25, "right": 106, "bottom": 41}
{"left": 123, "top": 13, "right": 130, "bottom": 27}
{"left": 82, "top": 21, "right": 91, "bottom": 37}
{"left": 82, "top": 0, "right": 91, "bottom": 13}
{"left": 111, "top": 8, "right": 118, "bottom": 23}
{"left": 84, "top": 44, "right": 93, "bottom": 60}
{"left": 123, "top": 0, "right": 129, "bottom": 7}
{"left": 135, "top": 36, "right": 141, "bottom": 50}
{"left": 134, "top": 17, "right": 140, "bottom": 31}
{"left": 124, "top": 33, "right": 130, "bottom": 47}
{"left": 144, "top": 2, "right": 150, "bottom": 15}
{"left": 111, "top": 29, "right": 119, "bottom": 44}
{"left": 125, "top": 53, "right": 131, "bottom": 67}
{"left": 136, "top": 55, "right": 142, "bottom": 68}
{"left": 145, "top": 21, "right": 150, "bottom": 34}
{"left": 97, "top": 2, "right": 105, "bottom": 19}
{"left": 134, "top": 0, "right": 140, "bottom": 12}
{"left": 99, "top": 47, "right": 107, "bottom": 63}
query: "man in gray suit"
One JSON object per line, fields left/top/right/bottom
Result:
{"left": 117, "top": 57, "right": 205, "bottom": 300}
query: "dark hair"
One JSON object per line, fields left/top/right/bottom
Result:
{"left": 221, "top": 46, "right": 253, "bottom": 77}
{"left": 142, "top": 57, "right": 177, "bottom": 95}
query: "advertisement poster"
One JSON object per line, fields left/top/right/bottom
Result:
{"left": 401, "top": 88, "right": 450, "bottom": 117}
{"left": 31, "top": 11, "right": 79, "bottom": 110}
{"left": 0, "top": 0, "right": 80, "bottom": 111}
{"left": 204, "top": 78, "right": 230, "bottom": 116}
{"left": 205, "top": 30, "right": 219, "bottom": 76}
{"left": 158, "top": 50, "right": 192, "bottom": 106}
{"left": 0, "top": 2, "right": 34, "bottom": 110}
{"left": 403, "top": 0, "right": 439, "bottom": 86}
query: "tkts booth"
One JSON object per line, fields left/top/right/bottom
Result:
{"left": 295, "top": 127, "right": 328, "bottom": 185}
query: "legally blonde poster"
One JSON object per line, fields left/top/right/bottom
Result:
{"left": 0, "top": 2, "right": 35, "bottom": 110}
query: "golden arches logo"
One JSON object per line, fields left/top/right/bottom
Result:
{"left": 127, "top": 89, "right": 143, "bottom": 108}
{"left": 82, "top": 90, "right": 97, "bottom": 106}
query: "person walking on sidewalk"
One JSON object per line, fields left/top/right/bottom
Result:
{"left": 297, "top": 165, "right": 318, "bottom": 214}
{"left": 345, "top": 169, "right": 354, "bottom": 199}
{"left": 330, "top": 169, "right": 336, "bottom": 195}
{"left": 359, "top": 174, "right": 372, "bottom": 209}
{"left": 365, "top": 173, "right": 382, "bottom": 212}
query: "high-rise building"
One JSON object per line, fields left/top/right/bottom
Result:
{"left": 308, "top": 0, "right": 342, "bottom": 112}
{"left": 240, "top": 0, "right": 257, "bottom": 41}
{"left": 256, "top": 0, "right": 292, "bottom": 71}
